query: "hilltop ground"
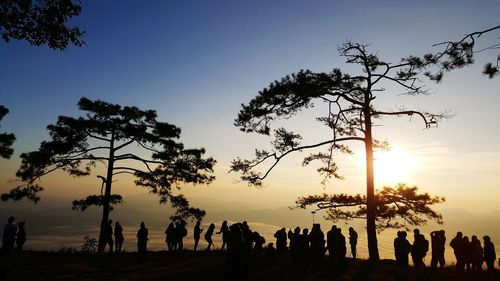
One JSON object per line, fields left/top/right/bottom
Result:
{"left": 0, "top": 251, "right": 498, "bottom": 281}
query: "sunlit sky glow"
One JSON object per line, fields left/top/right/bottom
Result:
{"left": 0, "top": 0, "right": 499, "bottom": 254}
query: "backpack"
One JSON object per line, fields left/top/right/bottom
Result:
{"left": 422, "top": 236, "right": 429, "bottom": 253}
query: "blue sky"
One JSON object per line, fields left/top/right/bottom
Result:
{"left": 1, "top": 0, "right": 500, "bottom": 239}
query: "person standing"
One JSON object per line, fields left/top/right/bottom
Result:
{"left": 104, "top": 219, "right": 114, "bottom": 254}
{"left": 394, "top": 231, "right": 412, "bottom": 267}
{"left": 411, "top": 229, "right": 428, "bottom": 270}
{"left": 274, "top": 227, "right": 287, "bottom": 254}
{"left": 483, "top": 236, "right": 496, "bottom": 272}
{"left": 450, "top": 232, "right": 465, "bottom": 273}
{"left": 348, "top": 227, "right": 358, "bottom": 260}
{"left": 217, "top": 220, "right": 229, "bottom": 250}
{"left": 165, "top": 222, "right": 175, "bottom": 251}
{"left": 114, "top": 221, "right": 124, "bottom": 254}
{"left": 1, "top": 216, "right": 17, "bottom": 257}
{"left": 137, "top": 221, "right": 149, "bottom": 258}
{"left": 309, "top": 224, "right": 325, "bottom": 273}
{"left": 430, "top": 230, "right": 446, "bottom": 270}
{"left": 176, "top": 220, "right": 188, "bottom": 252}
{"left": 471, "top": 235, "right": 483, "bottom": 273}
{"left": 193, "top": 220, "right": 203, "bottom": 251}
{"left": 15, "top": 221, "right": 26, "bottom": 253}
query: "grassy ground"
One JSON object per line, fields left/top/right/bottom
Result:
{"left": 0, "top": 251, "right": 498, "bottom": 281}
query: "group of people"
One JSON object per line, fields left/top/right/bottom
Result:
{"left": 101, "top": 219, "right": 124, "bottom": 254}
{"left": 450, "top": 231, "right": 497, "bottom": 273}
{"left": 394, "top": 228, "right": 497, "bottom": 275}
{"left": 0, "top": 216, "right": 26, "bottom": 257}
{"left": 2, "top": 215, "right": 498, "bottom": 278}
{"left": 101, "top": 219, "right": 150, "bottom": 257}
{"left": 276, "top": 224, "right": 357, "bottom": 274}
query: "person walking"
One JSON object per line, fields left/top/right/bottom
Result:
{"left": 217, "top": 220, "right": 229, "bottom": 250}
{"left": 193, "top": 220, "right": 203, "bottom": 251}
{"left": 205, "top": 223, "right": 215, "bottom": 251}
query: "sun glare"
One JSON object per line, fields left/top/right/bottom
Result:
{"left": 374, "top": 148, "right": 419, "bottom": 186}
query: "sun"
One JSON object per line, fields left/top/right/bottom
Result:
{"left": 374, "top": 148, "right": 419, "bottom": 186}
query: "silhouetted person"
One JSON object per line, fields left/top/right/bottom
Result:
{"left": 1, "top": 216, "right": 17, "bottom": 257}
{"left": 252, "top": 231, "right": 265, "bottom": 256}
{"left": 327, "top": 225, "right": 338, "bottom": 270}
{"left": 114, "top": 221, "right": 124, "bottom": 253}
{"left": 288, "top": 227, "right": 301, "bottom": 266}
{"left": 15, "top": 221, "right": 26, "bottom": 253}
{"left": 463, "top": 236, "right": 472, "bottom": 273}
{"left": 394, "top": 231, "right": 412, "bottom": 267}
{"left": 165, "top": 222, "right": 175, "bottom": 251}
{"left": 450, "top": 231, "right": 465, "bottom": 273}
{"left": 309, "top": 223, "right": 325, "bottom": 273}
{"left": 274, "top": 227, "right": 287, "bottom": 254}
{"left": 471, "top": 235, "right": 483, "bottom": 272}
{"left": 430, "top": 230, "right": 446, "bottom": 270}
{"left": 176, "top": 220, "right": 188, "bottom": 252}
{"left": 394, "top": 231, "right": 412, "bottom": 281}
{"left": 483, "top": 235, "right": 496, "bottom": 272}
{"left": 193, "top": 220, "right": 203, "bottom": 251}
{"left": 335, "top": 227, "right": 347, "bottom": 274}
{"left": 241, "top": 221, "right": 253, "bottom": 256}
{"left": 299, "top": 228, "right": 310, "bottom": 273}
{"left": 104, "top": 219, "right": 114, "bottom": 254}
{"left": 265, "top": 242, "right": 276, "bottom": 257}
{"left": 205, "top": 223, "right": 215, "bottom": 251}
{"left": 217, "top": 220, "right": 229, "bottom": 250}
{"left": 137, "top": 221, "right": 148, "bottom": 258}
{"left": 226, "top": 223, "right": 246, "bottom": 281}
{"left": 411, "top": 229, "right": 428, "bottom": 270}
{"left": 348, "top": 227, "right": 358, "bottom": 260}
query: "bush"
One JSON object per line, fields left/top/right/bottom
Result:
{"left": 81, "top": 235, "right": 98, "bottom": 254}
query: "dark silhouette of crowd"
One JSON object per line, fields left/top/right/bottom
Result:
{"left": 1, "top": 215, "right": 498, "bottom": 280}
{"left": 394, "top": 228, "right": 497, "bottom": 278}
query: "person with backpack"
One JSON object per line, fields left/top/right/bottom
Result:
{"left": 411, "top": 229, "right": 428, "bottom": 270}
{"left": 450, "top": 232, "right": 466, "bottom": 273}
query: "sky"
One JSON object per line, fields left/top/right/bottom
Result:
{"left": 0, "top": 0, "right": 499, "bottom": 256}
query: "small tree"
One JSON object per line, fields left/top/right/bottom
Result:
{"left": 0, "top": 0, "right": 84, "bottom": 50}
{"left": 296, "top": 183, "right": 445, "bottom": 231}
{"left": 16, "top": 97, "right": 216, "bottom": 254}
{"left": 231, "top": 42, "right": 448, "bottom": 260}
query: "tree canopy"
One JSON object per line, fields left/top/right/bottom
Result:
{"left": 231, "top": 42, "right": 448, "bottom": 260}
{"left": 296, "top": 183, "right": 445, "bottom": 231}
{"left": 0, "top": 105, "right": 16, "bottom": 159}
{"left": 16, "top": 97, "right": 216, "bottom": 253}
{"left": 0, "top": 0, "right": 84, "bottom": 50}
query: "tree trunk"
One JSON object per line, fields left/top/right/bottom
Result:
{"left": 364, "top": 110, "right": 380, "bottom": 260}
{"left": 97, "top": 134, "right": 115, "bottom": 255}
